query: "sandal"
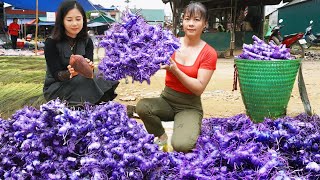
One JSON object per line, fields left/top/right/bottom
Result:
{"left": 127, "top": 105, "right": 139, "bottom": 118}
{"left": 154, "top": 133, "right": 168, "bottom": 146}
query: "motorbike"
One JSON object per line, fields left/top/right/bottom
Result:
{"left": 304, "top": 20, "right": 320, "bottom": 48}
{"left": 268, "top": 19, "right": 307, "bottom": 59}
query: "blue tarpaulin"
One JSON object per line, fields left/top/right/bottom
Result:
{"left": 0, "top": 0, "right": 102, "bottom": 12}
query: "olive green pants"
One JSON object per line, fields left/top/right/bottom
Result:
{"left": 136, "top": 86, "right": 203, "bottom": 152}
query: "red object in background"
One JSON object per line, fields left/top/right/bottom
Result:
{"left": 26, "top": 19, "right": 37, "bottom": 25}
{"left": 16, "top": 41, "right": 24, "bottom": 49}
{"left": 8, "top": 22, "right": 19, "bottom": 36}
{"left": 268, "top": 24, "right": 304, "bottom": 48}
{"left": 26, "top": 34, "right": 32, "bottom": 41}
{"left": 282, "top": 33, "right": 304, "bottom": 47}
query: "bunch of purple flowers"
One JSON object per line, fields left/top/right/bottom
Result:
{"left": 98, "top": 11, "right": 180, "bottom": 84}
{"left": 237, "top": 35, "right": 292, "bottom": 60}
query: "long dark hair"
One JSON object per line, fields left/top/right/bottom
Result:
{"left": 183, "top": 2, "right": 208, "bottom": 22}
{"left": 51, "top": 0, "right": 88, "bottom": 41}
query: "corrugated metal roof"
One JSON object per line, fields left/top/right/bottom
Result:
{"left": 89, "top": 14, "right": 115, "bottom": 23}
{"left": 39, "top": 17, "right": 54, "bottom": 22}
{"left": 279, "top": 0, "right": 310, "bottom": 8}
{"left": 131, "top": 9, "right": 165, "bottom": 22}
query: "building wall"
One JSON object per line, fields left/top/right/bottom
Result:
{"left": 278, "top": 0, "right": 320, "bottom": 35}
{"left": 268, "top": 11, "right": 279, "bottom": 27}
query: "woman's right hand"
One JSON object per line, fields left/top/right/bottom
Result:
{"left": 85, "top": 58, "right": 95, "bottom": 71}
{"left": 67, "top": 65, "right": 78, "bottom": 78}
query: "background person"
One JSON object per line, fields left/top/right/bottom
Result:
{"left": 8, "top": 18, "right": 19, "bottom": 49}
{"left": 43, "top": 0, "right": 119, "bottom": 107}
{"left": 135, "top": 2, "right": 218, "bottom": 153}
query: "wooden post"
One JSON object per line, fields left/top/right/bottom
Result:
{"left": 171, "top": 1, "right": 177, "bottom": 36}
{"left": 34, "top": 0, "right": 39, "bottom": 55}
{"left": 230, "top": 0, "right": 237, "bottom": 57}
{"left": 261, "top": 4, "right": 265, "bottom": 40}
{"left": 24, "top": 24, "right": 26, "bottom": 39}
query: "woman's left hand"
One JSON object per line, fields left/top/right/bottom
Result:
{"left": 161, "top": 58, "right": 177, "bottom": 72}
{"left": 67, "top": 65, "right": 78, "bottom": 78}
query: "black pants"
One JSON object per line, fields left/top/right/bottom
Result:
{"left": 11, "top": 35, "right": 18, "bottom": 49}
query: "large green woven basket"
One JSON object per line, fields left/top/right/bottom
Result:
{"left": 235, "top": 59, "right": 301, "bottom": 122}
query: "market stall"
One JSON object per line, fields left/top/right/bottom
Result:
{"left": 163, "top": 0, "right": 294, "bottom": 56}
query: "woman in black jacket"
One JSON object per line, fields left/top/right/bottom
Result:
{"left": 43, "top": 0, "right": 119, "bottom": 106}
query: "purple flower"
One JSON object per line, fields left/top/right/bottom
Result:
{"left": 98, "top": 10, "right": 180, "bottom": 84}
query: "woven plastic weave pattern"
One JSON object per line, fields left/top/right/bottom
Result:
{"left": 235, "top": 59, "right": 301, "bottom": 122}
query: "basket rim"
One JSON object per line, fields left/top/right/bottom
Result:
{"left": 234, "top": 58, "right": 302, "bottom": 62}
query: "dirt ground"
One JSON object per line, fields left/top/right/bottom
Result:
{"left": 112, "top": 57, "right": 320, "bottom": 119}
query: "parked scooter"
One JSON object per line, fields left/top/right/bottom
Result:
{"left": 304, "top": 20, "right": 320, "bottom": 48}
{"left": 268, "top": 19, "right": 307, "bottom": 58}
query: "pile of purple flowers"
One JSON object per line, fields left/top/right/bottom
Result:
{"left": 0, "top": 99, "right": 168, "bottom": 179}
{"left": 1, "top": 99, "right": 319, "bottom": 179}
{"left": 237, "top": 35, "right": 292, "bottom": 60}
